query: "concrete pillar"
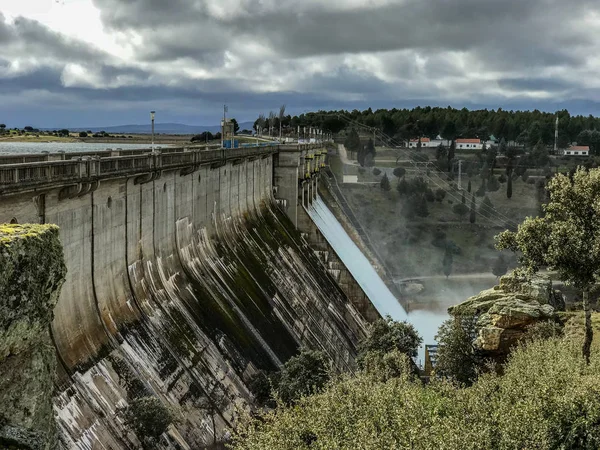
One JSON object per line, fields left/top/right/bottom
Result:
{"left": 273, "top": 147, "right": 305, "bottom": 227}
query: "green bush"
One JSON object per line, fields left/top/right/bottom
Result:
{"left": 393, "top": 167, "right": 406, "bottom": 178}
{"left": 233, "top": 338, "right": 600, "bottom": 450}
{"left": 357, "top": 316, "right": 422, "bottom": 363}
{"left": 123, "top": 397, "right": 175, "bottom": 444}
{"left": 372, "top": 168, "right": 382, "bottom": 176}
{"left": 276, "top": 350, "right": 330, "bottom": 405}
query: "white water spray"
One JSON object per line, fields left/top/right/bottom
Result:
{"left": 308, "top": 197, "right": 449, "bottom": 363}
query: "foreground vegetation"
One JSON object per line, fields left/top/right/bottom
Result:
{"left": 234, "top": 335, "right": 600, "bottom": 450}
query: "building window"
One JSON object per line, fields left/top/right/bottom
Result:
{"left": 574, "top": 152, "right": 579, "bottom": 155}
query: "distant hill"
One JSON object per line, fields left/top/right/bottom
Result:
{"left": 43, "top": 122, "right": 255, "bottom": 135}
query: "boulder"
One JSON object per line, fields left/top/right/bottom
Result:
{"left": 448, "top": 271, "right": 559, "bottom": 358}
{"left": 0, "top": 224, "right": 66, "bottom": 450}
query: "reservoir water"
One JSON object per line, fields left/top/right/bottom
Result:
{"left": 0, "top": 142, "right": 167, "bottom": 154}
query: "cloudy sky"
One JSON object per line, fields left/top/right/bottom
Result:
{"left": 2, "top": 0, "right": 600, "bottom": 128}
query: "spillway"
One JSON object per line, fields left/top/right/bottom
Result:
{"left": 308, "top": 197, "right": 446, "bottom": 361}
{"left": 308, "top": 197, "right": 407, "bottom": 320}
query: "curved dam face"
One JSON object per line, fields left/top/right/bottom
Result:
{"left": 0, "top": 153, "right": 368, "bottom": 448}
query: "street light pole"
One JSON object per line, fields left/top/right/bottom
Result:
{"left": 150, "top": 110, "right": 155, "bottom": 152}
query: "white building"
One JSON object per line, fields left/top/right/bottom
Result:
{"left": 408, "top": 138, "right": 431, "bottom": 148}
{"left": 456, "top": 138, "right": 483, "bottom": 150}
{"left": 563, "top": 145, "right": 590, "bottom": 157}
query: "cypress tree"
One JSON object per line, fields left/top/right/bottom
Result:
{"left": 461, "top": 191, "right": 466, "bottom": 204}
{"left": 380, "top": 173, "right": 391, "bottom": 191}
{"left": 507, "top": 173, "right": 513, "bottom": 199}
{"left": 443, "top": 247, "right": 453, "bottom": 279}
{"left": 469, "top": 192, "right": 476, "bottom": 224}
{"left": 467, "top": 180, "right": 472, "bottom": 193}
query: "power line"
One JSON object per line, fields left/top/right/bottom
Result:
{"left": 335, "top": 113, "right": 518, "bottom": 227}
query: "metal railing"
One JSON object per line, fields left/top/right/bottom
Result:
{"left": 0, "top": 143, "right": 322, "bottom": 192}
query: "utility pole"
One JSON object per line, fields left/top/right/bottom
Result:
{"left": 458, "top": 160, "right": 463, "bottom": 190}
{"left": 222, "top": 104, "right": 227, "bottom": 148}
{"left": 554, "top": 115, "right": 559, "bottom": 155}
{"left": 150, "top": 110, "right": 155, "bottom": 152}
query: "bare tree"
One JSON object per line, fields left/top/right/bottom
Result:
{"left": 257, "top": 113, "right": 266, "bottom": 137}
{"left": 279, "top": 104, "right": 286, "bottom": 141}
{"left": 268, "top": 111, "right": 276, "bottom": 138}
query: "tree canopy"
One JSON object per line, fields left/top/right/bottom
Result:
{"left": 496, "top": 167, "right": 600, "bottom": 362}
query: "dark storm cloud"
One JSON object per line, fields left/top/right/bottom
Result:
{"left": 3, "top": 0, "right": 600, "bottom": 127}
{"left": 92, "top": 0, "right": 596, "bottom": 69}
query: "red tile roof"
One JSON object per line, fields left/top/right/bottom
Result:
{"left": 410, "top": 138, "right": 430, "bottom": 142}
{"left": 569, "top": 146, "right": 589, "bottom": 151}
{"left": 456, "top": 138, "right": 481, "bottom": 144}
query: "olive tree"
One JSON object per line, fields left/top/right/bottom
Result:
{"left": 496, "top": 167, "right": 600, "bottom": 364}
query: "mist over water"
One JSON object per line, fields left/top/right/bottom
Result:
{"left": 308, "top": 197, "right": 455, "bottom": 364}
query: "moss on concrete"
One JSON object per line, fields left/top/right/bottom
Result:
{"left": 0, "top": 224, "right": 67, "bottom": 450}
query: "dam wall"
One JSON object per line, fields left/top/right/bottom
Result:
{"left": 0, "top": 146, "right": 368, "bottom": 449}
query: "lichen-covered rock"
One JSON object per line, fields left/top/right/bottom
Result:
{"left": 0, "top": 224, "right": 66, "bottom": 450}
{"left": 448, "top": 271, "right": 558, "bottom": 358}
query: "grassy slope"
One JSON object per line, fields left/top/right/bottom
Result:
{"left": 329, "top": 151, "right": 541, "bottom": 279}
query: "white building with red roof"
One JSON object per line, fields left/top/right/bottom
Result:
{"left": 456, "top": 138, "right": 483, "bottom": 150}
{"left": 563, "top": 145, "right": 590, "bottom": 157}
{"left": 408, "top": 137, "right": 431, "bottom": 148}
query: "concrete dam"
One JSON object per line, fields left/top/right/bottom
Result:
{"left": 0, "top": 144, "right": 388, "bottom": 449}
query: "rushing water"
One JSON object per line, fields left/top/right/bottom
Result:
{"left": 308, "top": 197, "right": 453, "bottom": 364}
{"left": 0, "top": 142, "right": 168, "bottom": 154}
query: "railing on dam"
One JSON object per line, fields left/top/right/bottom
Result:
{"left": 0, "top": 144, "right": 323, "bottom": 193}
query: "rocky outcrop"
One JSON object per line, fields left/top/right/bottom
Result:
{"left": 0, "top": 224, "right": 66, "bottom": 449}
{"left": 449, "top": 271, "right": 559, "bottom": 358}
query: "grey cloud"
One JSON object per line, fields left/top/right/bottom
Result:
{"left": 497, "top": 77, "right": 574, "bottom": 93}
{"left": 3, "top": 0, "right": 600, "bottom": 127}
{"left": 0, "top": 15, "right": 108, "bottom": 62}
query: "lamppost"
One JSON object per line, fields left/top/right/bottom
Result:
{"left": 150, "top": 110, "right": 156, "bottom": 152}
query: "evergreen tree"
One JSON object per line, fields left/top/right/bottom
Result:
{"left": 469, "top": 192, "right": 476, "bottom": 224}
{"left": 453, "top": 203, "right": 469, "bottom": 221}
{"left": 479, "top": 196, "right": 494, "bottom": 218}
{"left": 467, "top": 180, "right": 472, "bottom": 193}
{"left": 461, "top": 191, "right": 466, "bottom": 204}
{"left": 507, "top": 173, "right": 513, "bottom": 199}
{"left": 442, "top": 246, "right": 453, "bottom": 278}
{"left": 447, "top": 140, "right": 456, "bottom": 170}
{"left": 393, "top": 167, "right": 406, "bottom": 178}
{"left": 380, "top": 173, "right": 391, "bottom": 191}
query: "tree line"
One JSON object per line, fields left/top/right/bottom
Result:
{"left": 275, "top": 106, "right": 600, "bottom": 153}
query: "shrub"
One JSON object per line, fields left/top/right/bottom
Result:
{"left": 123, "top": 397, "right": 175, "bottom": 444}
{"left": 425, "top": 188, "right": 435, "bottom": 202}
{"left": 434, "top": 189, "right": 446, "bottom": 202}
{"left": 234, "top": 338, "right": 600, "bottom": 450}
{"left": 357, "top": 316, "right": 422, "bottom": 363}
{"left": 498, "top": 173, "right": 507, "bottom": 183}
{"left": 276, "top": 350, "right": 330, "bottom": 405}
{"left": 248, "top": 370, "right": 278, "bottom": 407}
{"left": 372, "top": 168, "right": 382, "bottom": 176}
{"left": 487, "top": 175, "right": 500, "bottom": 192}
{"left": 393, "top": 167, "right": 406, "bottom": 178}
{"left": 452, "top": 203, "right": 469, "bottom": 220}
{"left": 78, "top": 131, "right": 88, "bottom": 138}
{"left": 520, "top": 320, "right": 563, "bottom": 343}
